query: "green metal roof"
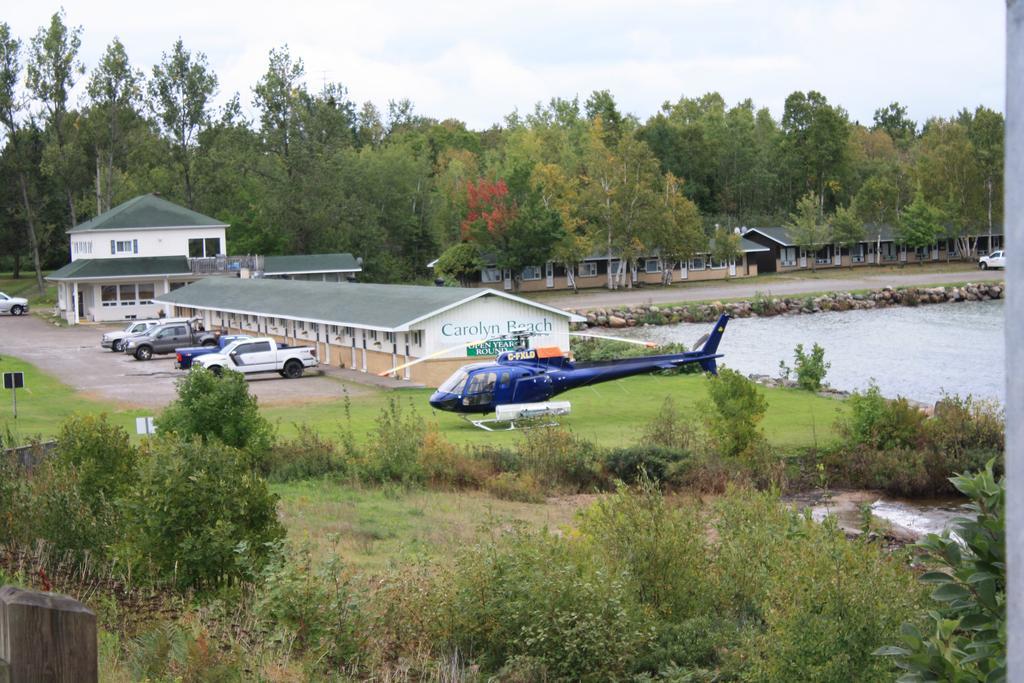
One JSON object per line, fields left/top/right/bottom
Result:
{"left": 67, "top": 194, "right": 228, "bottom": 233}
{"left": 46, "top": 256, "right": 193, "bottom": 281}
{"left": 156, "top": 277, "right": 583, "bottom": 331}
{"left": 262, "top": 253, "right": 361, "bottom": 275}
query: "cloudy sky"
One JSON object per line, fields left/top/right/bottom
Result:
{"left": 4, "top": 1, "right": 1006, "bottom": 129}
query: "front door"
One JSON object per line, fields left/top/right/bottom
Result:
{"left": 799, "top": 250, "right": 807, "bottom": 268}
{"left": 728, "top": 259, "right": 737, "bottom": 277}
{"left": 545, "top": 262, "right": 554, "bottom": 288}
{"left": 503, "top": 269, "right": 512, "bottom": 290}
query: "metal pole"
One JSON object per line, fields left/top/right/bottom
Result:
{"left": 11, "top": 385, "right": 15, "bottom": 419}
{"left": 1006, "top": 1, "right": 1022, "bottom": 675}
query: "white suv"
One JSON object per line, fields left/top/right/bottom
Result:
{"left": 0, "top": 292, "right": 29, "bottom": 316}
{"left": 978, "top": 250, "right": 1006, "bottom": 270}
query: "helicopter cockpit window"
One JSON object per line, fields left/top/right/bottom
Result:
{"left": 438, "top": 369, "right": 469, "bottom": 394}
{"left": 463, "top": 371, "right": 497, "bottom": 406}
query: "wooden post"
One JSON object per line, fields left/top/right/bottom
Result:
{"left": 0, "top": 586, "right": 97, "bottom": 682}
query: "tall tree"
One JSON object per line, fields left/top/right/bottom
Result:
{"left": 148, "top": 38, "right": 218, "bottom": 208}
{"left": 962, "top": 106, "right": 1004, "bottom": 249}
{"left": 872, "top": 102, "right": 917, "bottom": 148}
{"left": 779, "top": 91, "right": 850, "bottom": 216}
{"left": 86, "top": 38, "right": 143, "bottom": 213}
{"left": 898, "top": 190, "right": 943, "bottom": 264}
{"left": 0, "top": 23, "right": 45, "bottom": 293}
{"left": 914, "top": 118, "right": 981, "bottom": 256}
{"left": 649, "top": 173, "right": 705, "bottom": 283}
{"left": 27, "top": 9, "right": 85, "bottom": 228}
{"left": 709, "top": 225, "right": 741, "bottom": 278}
{"left": 785, "top": 192, "right": 832, "bottom": 272}
{"left": 830, "top": 205, "right": 865, "bottom": 269}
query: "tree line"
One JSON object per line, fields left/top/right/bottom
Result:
{"left": 0, "top": 11, "right": 1005, "bottom": 292}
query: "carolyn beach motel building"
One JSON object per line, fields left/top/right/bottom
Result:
{"left": 157, "top": 277, "right": 585, "bottom": 387}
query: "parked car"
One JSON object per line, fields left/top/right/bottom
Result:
{"left": 0, "top": 292, "right": 29, "bottom": 316}
{"left": 192, "top": 337, "right": 319, "bottom": 378}
{"left": 979, "top": 250, "right": 1006, "bottom": 269}
{"left": 123, "top": 320, "right": 217, "bottom": 360}
{"left": 102, "top": 317, "right": 192, "bottom": 352}
{"left": 174, "top": 335, "right": 250, "bottom": 370}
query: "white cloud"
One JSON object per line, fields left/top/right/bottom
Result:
{"left": 3, "top": 0, "right": 1005, "bottom": 129}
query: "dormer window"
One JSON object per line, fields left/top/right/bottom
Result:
{"left": 111, "top": 239, "right": 137, "bottom": 255}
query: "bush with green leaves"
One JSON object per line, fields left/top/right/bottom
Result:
{"left": 601, "top": 445, "right": 692, "bottom": 485}
{"left": 876, "top": 461, "right": 1005, "bottom": 681}
{"left": 515, "top": 426, "right": 602, "bottom": 492}
{"left": 357, "top": 398, "right": 426, "bottom": 485}
{"left": 704, "top": 368, "right": 768, "bottom": 458}
{"left": 840, "top": 382, "right": 926, "bottom": 450}
{"left": 158, "top": 367, "right": 275, "bottom": 467}
{"left": 55, "top": 413, "right": 138, "bottom": 510}
{"left": 265, "top": 424, "right": 344, "bottom": 483}
{"left": 779, "top": 342, "right": 831, "bottom": 391}
{"left": 121, "top": 436, "right": 285, "bottom": 590}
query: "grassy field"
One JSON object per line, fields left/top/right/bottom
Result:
{"left": 275, "top": 480, "right": 588, "bottom": 570}
{"left": 0, "top": 354, "right": 848, "bottom": 449}
{"left": 0, "top": 273, "right": 56, "bottom": 305}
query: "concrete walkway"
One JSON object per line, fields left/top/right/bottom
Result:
{"left": 321, "top": 365, "right": 425, "bottom": 389}
{"left": 528, "top": 267, "right": 1005, "bottom": 311}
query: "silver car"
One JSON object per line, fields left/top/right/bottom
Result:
{"left": 0, "top": 292, "right": 29, "bottom": 316}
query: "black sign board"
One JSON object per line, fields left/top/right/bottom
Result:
{"left": 3, "top": 372, "right": 24, "bottom": 389}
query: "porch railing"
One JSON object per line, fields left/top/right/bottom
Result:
{"left": 188, "top": 255, "right": 264, "bottom": 275}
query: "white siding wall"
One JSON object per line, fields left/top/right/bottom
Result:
{"left": 415, "top": 295, "right": 571, "bottom": 358}
{"left": 69, "top": 226, "right": 227, "bottom": 261}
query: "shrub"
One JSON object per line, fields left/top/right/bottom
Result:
{"left": 704, "top": 368, "right": 768, "bottom": 458}
{"left": 516, "top": 426, "right": 602, "bottom": 492}
{"left": 840, "top": 382, "right": 926, "bottom": 450}
{"left": 578, "top": 479, "right": 711, "bottom": 619}
{"left": 0, "top": 451, "right": 30, "bottom": 545}
{"left": 122, "top": 436, "right": 285, "bottom": 589}
{"left": 418, "top": 425, "right": 491, "bottom": 488}
{"left": 55, "top": 414, "right": 138, "bottom": 509}
{"left": 483, "top": 471, "right": 545, "bottom": 503}
{"left": 602, "top": 445, "right": 691, "bottom": 486}
{"left": 876, "top": 461, "right": 1005, "bottom": 681}
{"left": 254, "top": 543, "right": 364, "bottom": 667}
{"left": 359, "top": 398, "right": 426, "bottom": 485}
{"left": 265, "top": 425, "right": 344, "bottom": 482}
{"left": 440, "top": 526, "right": 653, "bottom": 679}
{"left": 27, "top": 460, "right": 121, "bottom": 561}
{"left": 928, "top": 393, "right": 1004, "bottom": 461}
{"left": 158, "top": 367, "right": 275, "bottom": 468}
{"left": 778, "top": 342, "right": 830, "bottom": 391}
{"left": 643, "top": 396, "right": 699, "bottom": 453}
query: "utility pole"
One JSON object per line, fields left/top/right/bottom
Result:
{"left": 1005, "top": 1, "right": 1022, "bottom": 676}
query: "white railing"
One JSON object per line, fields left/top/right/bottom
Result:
{"left": 189, "top": 255, "right": 264, "bottom": 275}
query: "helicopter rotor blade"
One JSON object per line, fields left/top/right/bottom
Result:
{"left": 692, "top": 332, "right": 710, "bottom": 349}
{"left": 565, "top": 331, "right": 658, "bottom": 348}
{"left": 376, "top": 334, "right": 504, "bottom": 377}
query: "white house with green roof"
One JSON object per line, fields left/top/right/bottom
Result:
{"left": 47, "top": 194, "right": 362, "bottom": 325}
{"left": 157, "top": 277, "right": 584, "bottom": 387}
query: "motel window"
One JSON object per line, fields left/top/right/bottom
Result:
{"left": 481, "top": 267, "right": 502, "bottom": 283}
{"left": 710, "top": 257, "right": 727, "bottom": 269}
{"left": 410, "top": 331, "right": 422, "bottom": 347}
{"left": 852, "top": 244, "right": 865, "bottom": 263}
{"left": 689, "top": 256, "right": 706, "bottom": 271}
{"left": 369, "top": 330, "right": 378, "bottom": 341}
{"left": 815, "top": 247, "right": 831, "bottom": 265}
{"left": 578, "top": 262, "right": 597, "bottom": 278}
{"left": 311, "top": 323, "right": 319, "bottom": 333}
{"left": 384, "top": 332, "right": 396, "bottom": 344}
{"left": 101, "top": 285, "right": 118, "bottom": 307}
{"left": 188, "top": 237, "right": 221, "bottom": 258}
{"left": 780, "top": 247, "right": 797, "bottom": 267}
{"left": 520, "top": 265, "right": 542, "bottom": 281}
{"left": 344, "top": 326, "right": 354, "bottom": 338}
{"left": 298, "top": 320, "right": 306, "bottom": 331}
{"left": 644, "top": 258, "right": 660, "bottom": 273}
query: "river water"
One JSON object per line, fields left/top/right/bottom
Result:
{"left": 609, "top": 300, "right": 1005, "bottom": 404}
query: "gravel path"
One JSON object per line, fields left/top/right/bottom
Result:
{"left": 0, "top": 315, "right": 375, "bottom": 409}
{"left": 528, "top": 268, "right": 1005, "bottom": 311}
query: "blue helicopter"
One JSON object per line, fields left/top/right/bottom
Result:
{"left": 412, "top": 313, "right": 730, "bottom": 428}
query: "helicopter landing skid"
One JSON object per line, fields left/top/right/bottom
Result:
{"left": 464, "top": 401, "right": 572, "bottom": 432}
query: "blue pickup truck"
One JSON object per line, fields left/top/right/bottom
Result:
{"left": 175, "top": 335, "right": 250, "bottom": 370}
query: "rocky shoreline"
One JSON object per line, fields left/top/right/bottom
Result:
{"left": 569, "top": 281, "right": 1005, "bottom": 329}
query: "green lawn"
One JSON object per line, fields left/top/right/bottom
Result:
{"left": 0, "top": 354, "right": 848, "bottom": 449}
{"left": 274, "top": 480, "right": 586, "bottom": 570}
{"left": 0, "top": 272, "right": 56, "bottom": 306}
{"left": 264, "top": 373, "right": 847, "bottom": 450}
{"left": 0, "top": 356, "right": 148, "bottom": 444}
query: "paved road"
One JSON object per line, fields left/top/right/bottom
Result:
{"left": 0, "top": 316, "right": 377, "bottom": 409}
{"left": 529, "top": 268, "right": 1005, "bottom": 310}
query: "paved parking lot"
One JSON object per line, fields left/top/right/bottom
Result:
{"left": 0, "top": 315, "right": 376, "bottom": 408}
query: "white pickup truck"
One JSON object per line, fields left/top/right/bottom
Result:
{"left": 193, "top": 337, "right": 319, "bottom": 378}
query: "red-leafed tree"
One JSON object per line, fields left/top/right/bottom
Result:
{"left": 458, "top": 176, "right": 563, "bottom": 291}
